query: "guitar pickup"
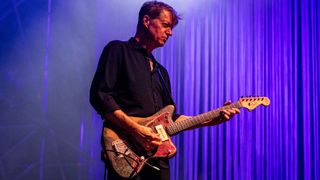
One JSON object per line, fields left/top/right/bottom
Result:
{"left": 155, "top": 125, "right": 169, "bottom": 141}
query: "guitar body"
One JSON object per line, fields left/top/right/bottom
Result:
{"left": 102, "top": 105, "right": 177, "bottom": 178}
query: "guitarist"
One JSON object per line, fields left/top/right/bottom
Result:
{"left": 90, "top": 1, "right": 240, "bottom": 179}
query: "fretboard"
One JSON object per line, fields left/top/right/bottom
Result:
{"left": 166, "top": 102, "right": 242, "bottom": 135}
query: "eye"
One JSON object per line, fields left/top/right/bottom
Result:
{"left": 162, "top": 23, "right": 173, "bottom": 31}
{"left": 162, "top": 23, "right": 169, "bottom": 28}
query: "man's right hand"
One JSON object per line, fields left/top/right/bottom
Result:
{"left": 132, "top": 125, "right": 162, "bottom": 151}
{"left": 105, "top": 110, "right": 162, "bottom": 151}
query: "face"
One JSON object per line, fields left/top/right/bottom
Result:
{"left": 144, "top": 10, "right": 173, "bottom": 47}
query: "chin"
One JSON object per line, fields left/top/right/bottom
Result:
{"left": 159, "top": 41, "right": 166, "bottom": 46}
{"left": 155, "top": 43, "right": 164, "bottom": 48}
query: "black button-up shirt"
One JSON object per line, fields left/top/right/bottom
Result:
{"left": 90, "top": 38, "right": 174, "bottom": 117}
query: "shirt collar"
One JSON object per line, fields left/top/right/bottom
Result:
{"left": 129, "top": 37, "right": 161, "bottom": 71}
{"left": 129, "top": 37, "right": 155, "bottom": 59}
{"left": 129, "top": 37, "right": 147, "bottom": 52}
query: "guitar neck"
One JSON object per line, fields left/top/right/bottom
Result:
{"left": 166, "top": 102, "right": 242, "bottom": 135}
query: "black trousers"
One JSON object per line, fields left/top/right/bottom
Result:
{"left": 106, "top": 159, "right": 170, "bottom": 180}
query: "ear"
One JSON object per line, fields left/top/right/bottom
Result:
{"left": 142, "top": 15, "right": 151, "bottom": 28}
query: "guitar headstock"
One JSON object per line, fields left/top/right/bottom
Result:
{"left": 239, "top": 96, "right": 270, "bottom": 111}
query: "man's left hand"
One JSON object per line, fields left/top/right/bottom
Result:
{"left": 204, "top": 100, "right": 240, "bottom": 126}
{"left": 219, "top": 100, "right": 240, "bottom": 121}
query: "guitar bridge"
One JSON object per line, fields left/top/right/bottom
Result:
{"left": 112, "top": 140, "right": 145, "bottom": 173}
{"left": 112, "top": 140, "right": 130, "bottom": 158}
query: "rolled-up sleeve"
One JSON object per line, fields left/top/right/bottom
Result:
{"left": 90, "top": 41, "right": 123, "bottom": 116}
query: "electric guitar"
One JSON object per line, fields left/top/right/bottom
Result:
{"left": 102, "top": 96, "right": 270, "bottom": 178}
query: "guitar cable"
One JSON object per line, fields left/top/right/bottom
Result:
{"left": 104, "top": 149, "right": 160, "bottom": 172}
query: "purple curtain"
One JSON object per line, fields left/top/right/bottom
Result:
{"left": 155, "top": 0, "right": 319, "bottom": 179}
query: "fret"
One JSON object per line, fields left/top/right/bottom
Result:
{"left": 173, "top": 123, "right": 180, "bottom": 133}
{"left": 190, "top": 118, "right": 197, "bottom": 126}
{"left": 202, "top": 112, "right": 211, "bottom": 122}
{"left": 179, "top": 120, "right": 190, "bottom": 132}
{"left": 199, "top": 114, "right": 206, "bottom": 124}
{"left": 172, "top": 123, "right": 178, "bottom": 133}
{"left": 166, "top": 125, "right": 173, "bottom": 135}
{"left": 188, "top": 118, "right": 195, "bottom": 127}
{"left": 179, "top": 122, "right": 186, "bottom": 131}
{"left": 168, "top": 125, "right": 176, "bottom": 135}
{"left": 181, "top": 121, "right": 187, "bottom": 131}
{"left": 193, "top": 116, "right": 200, "bottom": 126}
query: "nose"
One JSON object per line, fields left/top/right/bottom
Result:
{"left": 166, "top": 28, "right": 172, "bottom": 36}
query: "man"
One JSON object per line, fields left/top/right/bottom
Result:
{"left": 90, "top": 1, "right": 240, "bottom": 179}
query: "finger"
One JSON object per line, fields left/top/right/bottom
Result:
{"left": 151, "top": 140, "right": 162, "bottom": 146}
{"left": 224, "top": 114, "right": 230, "bottom": 120}
{"left": 143, "top": 145, "right": 153, "bottom": 151}
{"left": 145, "top": 128, "right": 160, "bottom": 139}
{"left": 233, "top": 108, "right": 240, "bottom": 114}
{"left": 150, "top": 133, "right": 161, "bottom": 141}
{"left": 224, "top": 100, "right": 231, "bottom": 105}
{"left": 222, "top": 110, "right": 231, "bottom": 116}
{"left": 144, "top": 130, "right": 154, "bottom": 138}
{"left": 229, "top": 108, "right": 240, "bottom": 114}
{"left": 220, "top": 110, "right": 228, "bottom": 118}
{"left": 141, "top": 141, "right": 151, "bottom": 150}
{"left": 227, "top": 109, "right": 236, "bottom": 114}
{"left": 145, "top": 140, "right": 161, "bottom": 150}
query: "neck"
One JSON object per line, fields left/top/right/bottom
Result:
{"left": 134, "top": 32, "right": 156, "bottom": 54}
